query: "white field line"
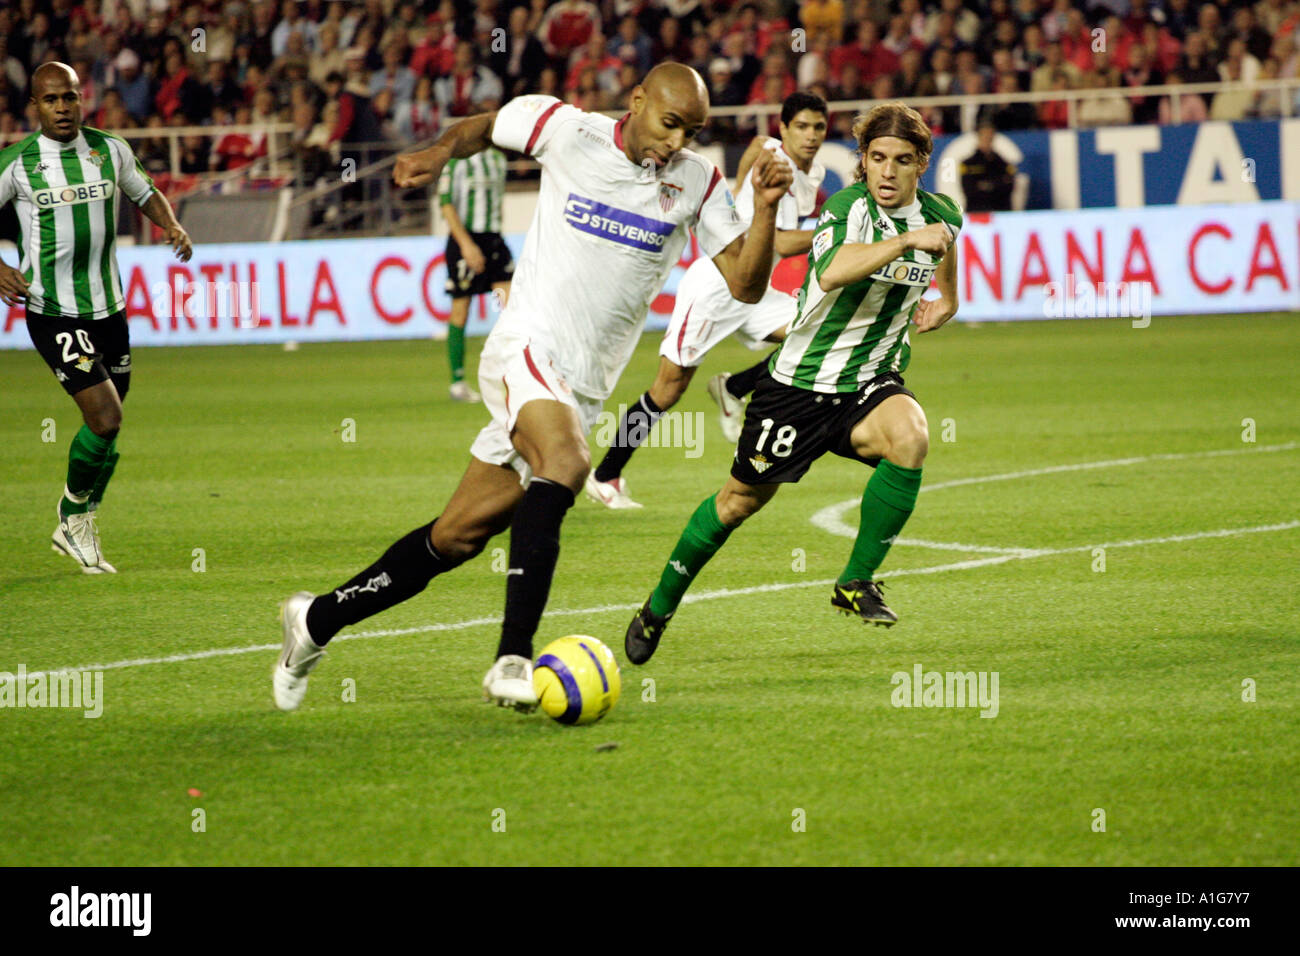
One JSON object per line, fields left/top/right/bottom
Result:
{"left": 810, "top": 441, "right": 1300, "bottom": 540}
{"left": 17, "top": 519, "right": 1298, "bottom": 681}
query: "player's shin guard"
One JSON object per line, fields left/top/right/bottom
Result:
{"left": 725, "top": 351, "right": 776, "bottom": 399}
{"left": 649, "top": 492, "right": 733, "bottom": 618}
{"left": 62, "top": 425, "right": 116, "bottom": 515}
{"left": 593, "top": 391, "right": 662, "bottom": 483}
{"left": 305, "top": 520, "right": 455, "bottom": 644}
{"left": 497, "top": 478, "right": 575, "bottom": 660}
{"left": 839, "top": 461, "right": 923, "bottom": 583}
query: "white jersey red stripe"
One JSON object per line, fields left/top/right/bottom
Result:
{"left": 487, "top": 94, "right": 746, "bottom": 401}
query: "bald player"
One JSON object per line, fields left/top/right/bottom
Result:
{"left": 273, "top": 64, "right": 794, "bottom": 713}
{"left": 0, "top": 62, "right": 191, "bottom": 574}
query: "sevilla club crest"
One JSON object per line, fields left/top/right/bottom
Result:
{"left": 658, "top": 181, "right": 683, "bottom": 213}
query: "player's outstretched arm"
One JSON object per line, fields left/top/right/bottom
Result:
{"left": 818, "top": 221, "right": 953, "bottom": 293}
{"left": 773, "top": 227, "right": 815, "bottom": 258}
{"left": 393, "top": 112, "right": 497, "bottom": 190}
{"left": 733, "top": 135, "right": 768, "bottom": 191}
{"left": 139, "top": 190, "right": 192, "bottom": 262}
{"left": 912, "top": 238, "right": 959, "bottom": 333}
{"left": 712, "top": 150, "right": 793, "bottom": 303}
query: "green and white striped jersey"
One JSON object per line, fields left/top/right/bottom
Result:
{"left": 772, "top": 183, "right": 962, "bottom": 393}
{"left": 0, "top": 126, "right": 155, "bottom": 319}
{"left": 437, "top": 148, "right": 507, "bottom": 234}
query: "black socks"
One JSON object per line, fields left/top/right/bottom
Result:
{"left": 306, "top": 520, "right": 452, "bottom": 645}
{"left": 593, "top": 391, "right": 663, "bottom": 483}
{"left": 726, "top": 351, "right": 776, "bottom": 399}
{"left": 496, "top": 478, "right": 575, "bottom": 659}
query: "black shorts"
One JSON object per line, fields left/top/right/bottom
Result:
{"left": 730, "top": 368, "right": 915, "bottom": 485}
{"left": 444, "top": 232, "right": 514, "bottom": 298}
{"left": 27, "top": 310, "right": 131, "bottom": 399}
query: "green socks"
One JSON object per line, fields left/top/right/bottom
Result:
{"left": 88, "top": 449, "right": 120, "bottom": 511}
{"left": 62, "top": 426, "right": 116, "bottom": 515}
{"left": 448, "top": 324, "right": 466, "bottom": 383}
{"left": 649, "top": 493, "right": 734, "bottom": 617}
{"left": 839, "top": 460, "right": 923, "bottom": 584}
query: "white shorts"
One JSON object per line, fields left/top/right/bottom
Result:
{"left": 469, "top": 331, "right": 603, "bottom": 485}
{"left": 660, "top": 258, "right": 798, "bottom": 368}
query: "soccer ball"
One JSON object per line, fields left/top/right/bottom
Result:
{"left": 533, "top": 636, "right": 621, "bottom": 725}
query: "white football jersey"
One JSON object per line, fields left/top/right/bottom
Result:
{"left": 675, "top": 137, "right": 826, "bottom": 309}
{"left": 489, "top": 94, "right": 747, "bottom": 400}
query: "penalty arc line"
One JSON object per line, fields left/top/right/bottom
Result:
{"left": 16, "top": 519, "right": 1299, "bottom": 681}
{"left": 810, "top": 441, "right": 1300, "bottom": 541}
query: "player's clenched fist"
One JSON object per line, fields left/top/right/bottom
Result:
{"left": 0, "top": 261, "right": 28, "bottom": 305}
{"left": 394, "top": 147, "right": 447, "bottom": 189}
{"left": 901, "top": 221, "right": 955, "bottom": 256}
{"left": 749, "top": 149, "right": 794, "bottom": 208}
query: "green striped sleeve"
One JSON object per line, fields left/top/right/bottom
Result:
{"left": 809, "top": 186, "right": 863, "bottom": 280}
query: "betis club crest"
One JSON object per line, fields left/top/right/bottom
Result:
{"left": 658, "top": 181, "right": 683, "bottom": 213}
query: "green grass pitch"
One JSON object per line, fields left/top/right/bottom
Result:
{"left": 1, "top": 313, "right": 1297, "bottom": 866}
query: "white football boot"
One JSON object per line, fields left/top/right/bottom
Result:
{"left": 706, "top": 373, "right": 745, "bottom": 444}
{"left": 482, "top": 654, "right": 538, "bottom": 712}
{"left": 273, "top": 591, "right": 326, "bottom": 711}
{"left": 584, "top": 472, "right": 643, "bottom": 509}
{"left": 449, "top": 381, "right": 481, "bottom": 403}
{"left": 51, "top": 503, "right": 116, "bottom": 574}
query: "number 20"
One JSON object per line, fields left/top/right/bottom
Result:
{"left": 55, "top": 329, "right": 94, "bottom": 362}
{"left": 756, "top": 418, "right": 796, "bottom": 457}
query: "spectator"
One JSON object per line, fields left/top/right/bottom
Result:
{"left": 1031, "top": 41, "right": 1082, "bottom": 92}
{"left": 1038, "top": 69, "right": 1072, "bottom": 129}
{"left": 612, "top": 15, "right": 653, "bottom": 74}
{"left": 200, "top": 58, "right": 244, "bottom": 117}
{"left": 434, "top": 41, "right": 504, "bottom": 118}
{"left": 686, "top": 31, "right": 715, "bottom": 78}
{"left": 271, "top": 0, "right": 318, "bottom": 58}
{"left": 653, "top": 16, "right": 688, "bottom": 62}
{"left": 567, "top": 31, "right": 622, "bottom": 92}
{"left": 537, "top": 0, "right": 602, "bottom": 62}
{"left": 1123, "top": 42, "right": 1164, "bottom": 124}
{"left": 1211, "top": 44, "right": 1256, "bottom": 120}
{"left": 155, "top": 50, "right": 204, "bottom": 123}
{"left": 1218, "top": 37, "right": 1261, "bottom": 86}
{"left": 801, "top": 0, "right": 846, "bottom": 47}
{"left": 718, "top": 30, "right": 762, "bottom": 94}
{"left": 990, "top": 71, "right": 1037, "bottom": 130}
{"left": 110, "top": 49, "right": 152, "bottom": 122}
{"left": 312, "top": 23, "right": 349, "bottom": 89}
{"left": 707, "top": 56, "right": 746, "bottom": 106}
{"left": 535, "top": 65, "right": 561, "bottom": 98}
{"left": 1077, "top": 69, "right": 1132, "bottom": 127}
{"left": 926, "top": 0, "right": 979, "bottom": 46}
{"left": 410, "top": 16, "right": 457, "bottom": 79}
{"left": 490, "top": 5, "right": 548, "bottom": 97}
{"left": 371, "top": 41, "right": 417, "bottom": 104}
{"left": 748, "top": 47, "right": 795, "bottom": 104}
{"left": 960, "top": 120, "right": 1016, "bottom": 212}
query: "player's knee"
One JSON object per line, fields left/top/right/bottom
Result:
{"left": 537, "top": 447, "right": 590, "bottom": 492}
{"left": 87, "top": 406, "right": 121, "bottom": 437}
{"left": 715, "top": 489, "right": 763, "bottom": 527}
{"left": 887, "top": 425, "right": 928, "bottom": 468}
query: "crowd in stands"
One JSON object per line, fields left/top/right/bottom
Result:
{"left": 2, "top": 0, "right": 1298, "bottom": 182}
